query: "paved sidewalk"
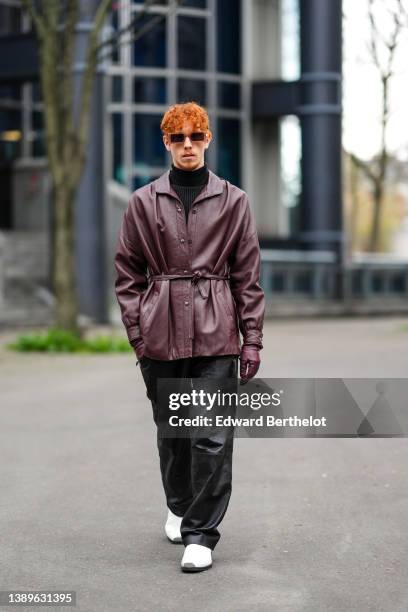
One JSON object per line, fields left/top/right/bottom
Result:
{"left": 1, "top": 316, "right": 408, "bottom": 612}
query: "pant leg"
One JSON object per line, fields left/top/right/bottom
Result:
{"left": 138, "top": 356, "right": 193, "bottom": 516}
{"left": 180, "top": 355, "right": 238, "bottom": 550}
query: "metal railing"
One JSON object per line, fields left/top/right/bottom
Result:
{"left": 260, "top": 249, "right": 338, "bottom": 300}
{"left": 260, "top": 249, "right": 408, "bottom": 311}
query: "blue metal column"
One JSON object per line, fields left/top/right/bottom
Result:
{"left": 298, "top": 0, "right": 343, "bottom": 264}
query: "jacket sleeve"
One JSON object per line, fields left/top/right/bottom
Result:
{"left": 228, "top": 194, "right": 265, "bottom": 349}
{"left": 114, "top": 197, "right": 148, "bottom": 345}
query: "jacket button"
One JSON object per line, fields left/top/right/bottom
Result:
{"left": 184, "top": 301, "right": 189, "bottom": 306}
{"left": 183, "top": 269, "right": 188, "bottom": 274}
{"left": 180, "top": 238, "right": 185, "bottom": 243}
{"left": 177, "top": 207, "right": 181, "bottom": 212}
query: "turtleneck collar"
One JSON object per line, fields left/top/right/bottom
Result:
{"left": 169, "top": 162, "right": 209, "bottom": 187}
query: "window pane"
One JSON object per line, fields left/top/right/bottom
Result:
{"left": 134, "top": 77, "right": 166, "bottom": 103}
{"left": 0, "top": 84, "right": 21, "bottom": 102}
{"left": 0, "top": 6, "right": 21, "bottom": 37}
{"left": 217, "top": 0, "right": 241, "bottom": 74}
{"left": 133, "top": 14, "right": 166, "bottom": 67}
{"left": 32, "top": 110, "right": 45, "bottom": 157}
{"left": 177, "top": 17, "right": 206, "bottom": 71}
{"left": 133, "top": 113, "right": 166, "bottom": 166}
{"left": 112, "top": 113, "right": 125, "bottom": 184}
{"left": 32, "top": 82, "right": 42, "bottom": 103}
{"left": 281, "top": 0, "right": 300, "bottom": 80}
{"left": 111, "top": 8, "right": 120, "bottom": 63}
{"left": 112, "top": 76, "right": 123, "bottom": 103}
{"left": 280, "top": 115, "right": 301, "bottom": 235}
{"left": 217, "top": 118, "right": 241, "bottom": 186}
{"left": 177, "top": 79, "right": 206, "bottom": 105}
{"left": 182, "top": 0, "right": 206, "bottom": 7}
{"left": 218, "top": 82, "right": 241, "bottom": 109}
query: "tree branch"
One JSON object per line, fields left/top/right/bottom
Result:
{"left": 62, "top": 0, "right": 79, "bottom": 167}
{"left": 95, "top": 0, "right": 157, "bottom": 54}
{"left": 349, "top": 153, "right": 379, "bottom": 185}
{"left": 96, "top": 0, "right": 188, "bottom": 62}
{"left": 20, "top": 0, "right": 46, "bottom": 40}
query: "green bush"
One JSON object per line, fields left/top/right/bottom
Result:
{"left": 7, "top": 328, "right": 132, "bottom": 353}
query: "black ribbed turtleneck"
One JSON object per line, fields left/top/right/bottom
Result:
{"left": 169, "top": 163, "right": 209, "bottom": 222}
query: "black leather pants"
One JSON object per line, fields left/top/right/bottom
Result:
{"left": 138, "top": 354, "right": 238, "bottom": 550}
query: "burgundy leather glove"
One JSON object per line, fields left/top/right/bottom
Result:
{"left": 240, "top": 344, "right": 261, "bottom": 382}
{"left": 131, "top": 336, "right": 145, "bottom": 361}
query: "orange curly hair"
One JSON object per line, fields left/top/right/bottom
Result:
{"left": 160, "top": 101, "right": 211, "bottom": 135}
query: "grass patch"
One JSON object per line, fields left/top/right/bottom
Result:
{"left": 7, "top": 328, "right": 132, "bottom": 353}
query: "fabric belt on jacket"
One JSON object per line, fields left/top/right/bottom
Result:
{"left": 149, "top": 271, "right": 230, "bottom": 340}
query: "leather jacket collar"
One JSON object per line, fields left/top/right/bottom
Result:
{"left": 155, "top": 168, "right": 225, "bottom": 202}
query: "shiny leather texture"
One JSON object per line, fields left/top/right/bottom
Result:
{"left": 114, "top": 169, "right": 265, "bottom": 360}
{"left": 138, "top": 353, "right": 238, "bottom": 550}
{"left": 132, "top": 336, "right": 145, "bottom": 360}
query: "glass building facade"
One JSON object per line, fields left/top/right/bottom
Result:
{"left": 0, "top": 0, "right": 302, "bottom": 236}
{"left": 0, "top": 2, "right": 45, "bottom": 167}
{"left": 107, "top": 0, "right": 243, "bottom": 192}
{"left": 0, "top": 1, "right": 46, "bottom": 230}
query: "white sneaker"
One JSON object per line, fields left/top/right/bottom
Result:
{"left": 181, "top": 544, "right": 212, "bottom": 572}
{"left": 165, "top": 508, "right": 183, "bottom": 544}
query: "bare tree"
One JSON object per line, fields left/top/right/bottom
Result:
{"left": 346, "top": 0, "right": 408, "bottom": 252}
{"left": 21, "top": 0, "right": 180, "bottom": 334}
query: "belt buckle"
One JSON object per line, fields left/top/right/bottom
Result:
{"left": 191, "top": 271, "right": 202, "bottom": 284}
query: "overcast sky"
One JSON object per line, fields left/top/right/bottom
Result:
{"left": 343, "top": 0, "right": 408, "bottom": 161}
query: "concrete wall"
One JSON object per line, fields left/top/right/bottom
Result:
{"left": 242, "top": 0, "right": 285, "bottom": 238}
{"left": 12, "top": 160, "right": 51, "bottom": 231}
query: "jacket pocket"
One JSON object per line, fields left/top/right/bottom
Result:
{"left": 140, "top": 286, "right": 160, "bottom": 334}
{"left": 217, "top": 283, "right": 236, "bottom": 330}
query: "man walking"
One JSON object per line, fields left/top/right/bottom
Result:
{"left": 115, "top": 102, "right": 265, "bottom": 572}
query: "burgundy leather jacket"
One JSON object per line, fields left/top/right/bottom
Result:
{"left": 114, "top": 169, "right": 265, "bottom": 360}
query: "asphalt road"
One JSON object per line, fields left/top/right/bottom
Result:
{"left": 1, "top": 316, "right": 408, "bottom": 612}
